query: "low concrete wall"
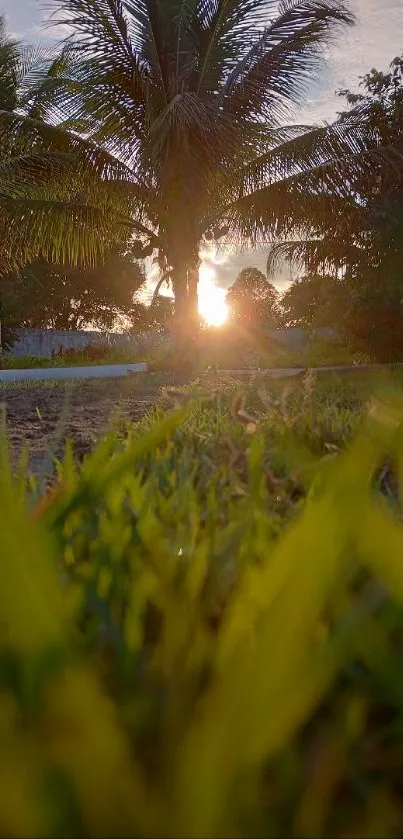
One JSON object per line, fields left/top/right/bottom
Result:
{"left": 6, "top": 326, "right": 338, "bottom": 359}
{"left": 6, "top": 328, "right": 168, "bottom": 358}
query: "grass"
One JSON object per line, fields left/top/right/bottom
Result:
{"left": 0, "top": 371, "right": 170, "bottom": 392}
{"left": 2, "top": 370, "right": 403, "bottom": 837}
{"left": 142, "top": 333, "right": 373, "bottom": 372}
{"left": 3, "top": 347, "right": 140, "bottom": 369}
{"left": 4, "top": 333, "right": 373, "bottom": 372}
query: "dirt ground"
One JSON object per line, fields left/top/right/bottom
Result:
{"left": 1, "top": 374, "right": 188, "bottom": 474}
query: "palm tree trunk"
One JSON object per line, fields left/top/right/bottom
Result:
{"left": 0, "top": 291, "right": 3, "bottom": 370}
{"left": 172, "top": 271, "right": 189, "bottom": 333}
{"left": 188, "top": 256, "right": 200, "bottom": 326}
{"left": 171, "top": 252, "right": 200, "bottom": 370}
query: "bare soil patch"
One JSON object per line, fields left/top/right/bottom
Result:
{"left": 1, "top": 374, "right": 188, "bottom": 474}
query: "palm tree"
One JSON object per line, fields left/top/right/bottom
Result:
{"left": 0, "top": 16, "right": 155, "bottom": 358}
{"left": 27, "top": 0, "right": 387, "bottom": 341}
{"left": 0, "top": 16, "right": 133, "bottom": 274}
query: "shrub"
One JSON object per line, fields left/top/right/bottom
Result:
{"left": 56, "top": 344, "right": 109, "bottom": 361}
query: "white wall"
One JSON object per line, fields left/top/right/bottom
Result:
{"left": 6, "top": 328, "right": 168, "bottom": 358}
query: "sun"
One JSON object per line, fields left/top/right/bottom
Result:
{"left": 198, "top": 262, "right": 228, "bottom": 327}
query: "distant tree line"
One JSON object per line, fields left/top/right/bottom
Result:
{"left": 1, "top": 247, "right": 174, "bottom": 346}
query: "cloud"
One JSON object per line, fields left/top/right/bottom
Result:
{"left": 216, "top": 248, "right": 294, "bottom": 291}
{"left": 32, "top": 10, "right": 74, "bottom": 41}
{"left": 197, "top": 244, "right": 293, "bottom": 293}
{"left": 297, "top": 0, "right": 403, "bottom": 123}
{"left": 2, "top": 0, "right": 42, "bottom": 41}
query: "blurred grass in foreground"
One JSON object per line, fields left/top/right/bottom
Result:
{"left": 2, "top": 371, "right": 403, "bottom": 837}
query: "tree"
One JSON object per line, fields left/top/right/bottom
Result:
{"left": 280, "top": 271, "right": 403, "bottom": 362}
{"left": 280, "top": 273, "right": 348, "bottom": 330}
{"left": 2, "top": 244, "right": 145, "bottom": 332}
{"left": 268, "top": 55, "right": 403, "bottom": 277}
{"left": 29, "top": 0, "right": 392, "bottom": 344}
{"left": 227, "top": 267, "right": 279, "bottom": 328}
{"left": 267, "top": 53, "right": 403, "bottom": 359}
{"left": 142, "top": 296, "right": 174, "bottom": 334}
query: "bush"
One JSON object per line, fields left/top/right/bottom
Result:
{"left": 56, "top": 345, "right": 109, "bottom": 362}
{"left": 2, "top": 373, "right": 403, "bottom": 836}
{"left": 300, "top": 336, "right": 372, "bottom": 368}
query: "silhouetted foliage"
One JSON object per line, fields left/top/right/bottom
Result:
{"left": 2, "top": 246, "right": 145, "bottom": 331}
{"left": 280, "top": 274, "right": 349, "bottom": 330}
{"left": 0, "top": 16, "right": 119, "bottom": 273}
{"left": 340, "top": 57, "right": 403, "bottom": 360}
{"left": 130, "top": 296, "right": 174, "bottom": 335}
{"left": 227, "top": 268, "right": 279, "bottom": 330}
{"left": 272, "top": 53, "right": 403, "bottom": 361}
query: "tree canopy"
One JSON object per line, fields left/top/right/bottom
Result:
{"left": 2, "top": 5, "right": 403, "bottom": 358}
{"left": 227, "top": 267, "right": 279, "bottom": 329}
{"left": 280, "top": 274, "right": 348, "bottom": 330}
{"left": 2, "top": 245, "right": 146, "bottom": 332}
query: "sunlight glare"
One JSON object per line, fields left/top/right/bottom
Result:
{"left": 198, "top": 262, "right": 228, "bottom": 327}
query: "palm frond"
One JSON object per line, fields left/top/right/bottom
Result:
{"left": 222, "top": 0, "right": 354, "bottom": 122}
{"left": 193, "top": 0, "right": 271, "bottom": 97}
{"left": 18, "top": 47, "right": 76, "bottom": 120}
{"left": 0, "top": 15, "right": 157, "bottom": 274}
{"left": 45, "top": 1, "right": 150, "bottom": 130}
{"left": 126, "top": 0, "right": 169, "bottom": 101}
{"left": 0, "top": 109, "right": 138, "bottom": 182}
{"left": 144, "top": 90, "right": 233, "bottom": 167}
{"left": 266, "top": 237, "right": 361, "bottom": 276}
{"left": 232, "top": 121, "right": 370, "bottom": 193}
{"left": 218, "top": 123, "right": 403, "bottom": 248}
{"left": 49, "top": 0, "right": 152, "bottom": 92}
{"left": 0, "top": 152, "right": 86, "bottom": 199}
{"left": 0, "top": 197, "right": 114, "bottom": 273}
{"left": 0, "top": 17, "right": 19, "bottom": 112}
{"left": 50, "top": 0, "right": 133, "bottom": 60}
{"left": 33, "top": 51, "right": 148, "bottom": 165}
{"left": 16, "top": 43, "right": 61, "bottom": 90}
{"left": 226, "top": 178, "right": 354, "bottom": 246}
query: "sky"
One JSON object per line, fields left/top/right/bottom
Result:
{"left": 3, "top": 0, "right": 403, "bottom": 300}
